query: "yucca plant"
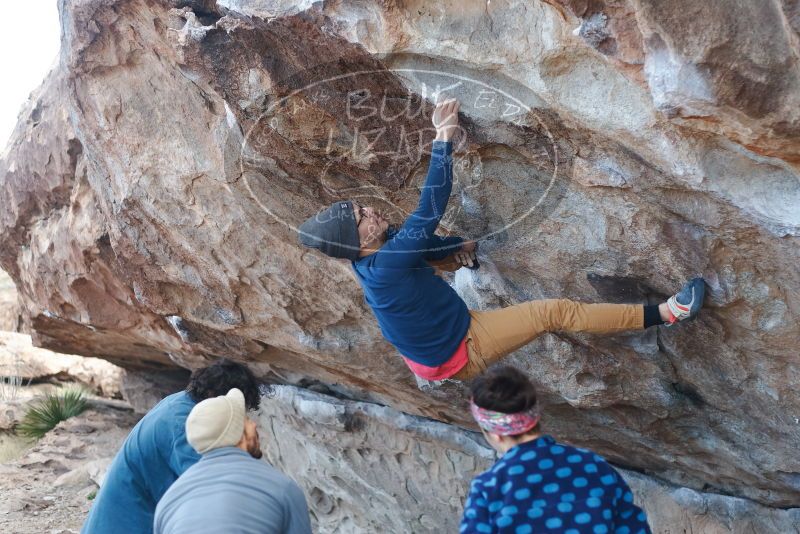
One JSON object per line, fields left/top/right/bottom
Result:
{"left": 17, "top": 387, "right": 88, "bottom": 439}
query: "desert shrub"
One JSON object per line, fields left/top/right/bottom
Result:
{"left": 0, "top": 356, "right": 32, "bottom": 400}
{"left": 18, "top": 388, "right": 88, "bottom": 439}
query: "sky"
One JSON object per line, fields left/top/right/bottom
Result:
{"left": 0, "top": 1, "right": 61, "bottom": 150}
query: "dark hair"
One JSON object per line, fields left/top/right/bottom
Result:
{"left": 186, "top": 358, "right": 261, "bottom": 410}
{"left": 470, "top": 365, "right": 537, "bottom": 414}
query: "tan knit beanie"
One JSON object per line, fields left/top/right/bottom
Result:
{"left": 186, "top": 388, "right": 246, "bottom": 454}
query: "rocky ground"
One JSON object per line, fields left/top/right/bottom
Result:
{"left": 0, "top": 397, "right": 137, "bottom": 534}
{"left": 0, "top": 328, "right": 134, "bottom": 534}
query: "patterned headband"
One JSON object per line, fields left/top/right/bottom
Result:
{"left": 469, "top": 400, "right": 540, "bottom": 436}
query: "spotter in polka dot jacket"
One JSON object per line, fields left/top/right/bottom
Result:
{"left": 461, "top": 435, "right": 652, "bottom": 534}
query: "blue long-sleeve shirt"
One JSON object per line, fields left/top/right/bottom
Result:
{"left": 82, "top": 392, "right": 200, "bottom": 534}
{"left": 461, "top": 435, "right": 652, "bottom": 534}
{"left": 352, "top": 141, "right": 471, "bottom": 366}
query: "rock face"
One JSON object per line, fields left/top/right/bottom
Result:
{"left": 0, "top": 270, "right": 20, "bottom": 331}
{"left": 1, "top": 0, "right": 799, "bottom": 526}
{"left": 260, "top": 385, "right": 493, "bottom": 533}
{"left": 119, "top": 367, "right": 190, "bottom": 414}
{"left": 0, "top": 331, "right": 124, "bottom": 398}
{"left": 260, "top": 385, "right": 800, "bottom": 534}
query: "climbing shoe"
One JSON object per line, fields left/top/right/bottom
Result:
{"left": 666, "top": 277, "right": 705, "bottom": 324}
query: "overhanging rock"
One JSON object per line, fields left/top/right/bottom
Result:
{"left": 0, "top": 0, "right": 798, "bottom": 519}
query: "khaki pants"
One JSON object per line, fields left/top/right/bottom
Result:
{"left": 452, "top": 300, "right": 643, "bottom": 380}
{"left": 426, "top": 256, "right": 645, "bottom": 381}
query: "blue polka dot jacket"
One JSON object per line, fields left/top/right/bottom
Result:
{"left": 461, "top": 435, "right": 652, "bottom": 534}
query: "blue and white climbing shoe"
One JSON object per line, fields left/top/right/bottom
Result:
{"left": 666, "top": 277, "right": 705, "bottom": 324}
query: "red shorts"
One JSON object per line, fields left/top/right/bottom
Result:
{"left": 401, "top": 338, "right": 468, "bottom": 380}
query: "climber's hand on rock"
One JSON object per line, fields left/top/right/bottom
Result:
{"left": 454, "top": 250, "right": 476, "bottom": 268}
{"left": 433, "top": 98, "right": 460, "bottom": 142}
{"left": 454, "top": 241, "right": 477, "bottom": 268}
{"left": 461, "top": 240, "right": 477, "bottom": 253}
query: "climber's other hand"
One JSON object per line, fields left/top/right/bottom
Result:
{"left": 433, "top": 98, "right": 460, "bottom": 142}
{"left": 460, "top": 240, "right": 477, "bottom": 253}
{"left": 454, "top": 250, "right": 476, "bottom": 268}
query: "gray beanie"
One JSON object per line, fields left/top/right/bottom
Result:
{"left": 298, "top": 200, "right": 361, "bottom": 261}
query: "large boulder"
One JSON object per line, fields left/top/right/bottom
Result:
{"left": 0, "top": 0, "right": 798, "bottom": 524}
{"left": 0, "top": 331, "right": 124, "bottom": 398}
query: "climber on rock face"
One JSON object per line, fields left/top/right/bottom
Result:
{"left": 461, "top": 366, "right": 653, "bottom": 534}
{"left": 298, "top": 97, "right": 705, "bottom": 382}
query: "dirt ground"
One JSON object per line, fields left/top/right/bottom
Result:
{"left": 0, "top": 397, "right": 138, "bottom": 534}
